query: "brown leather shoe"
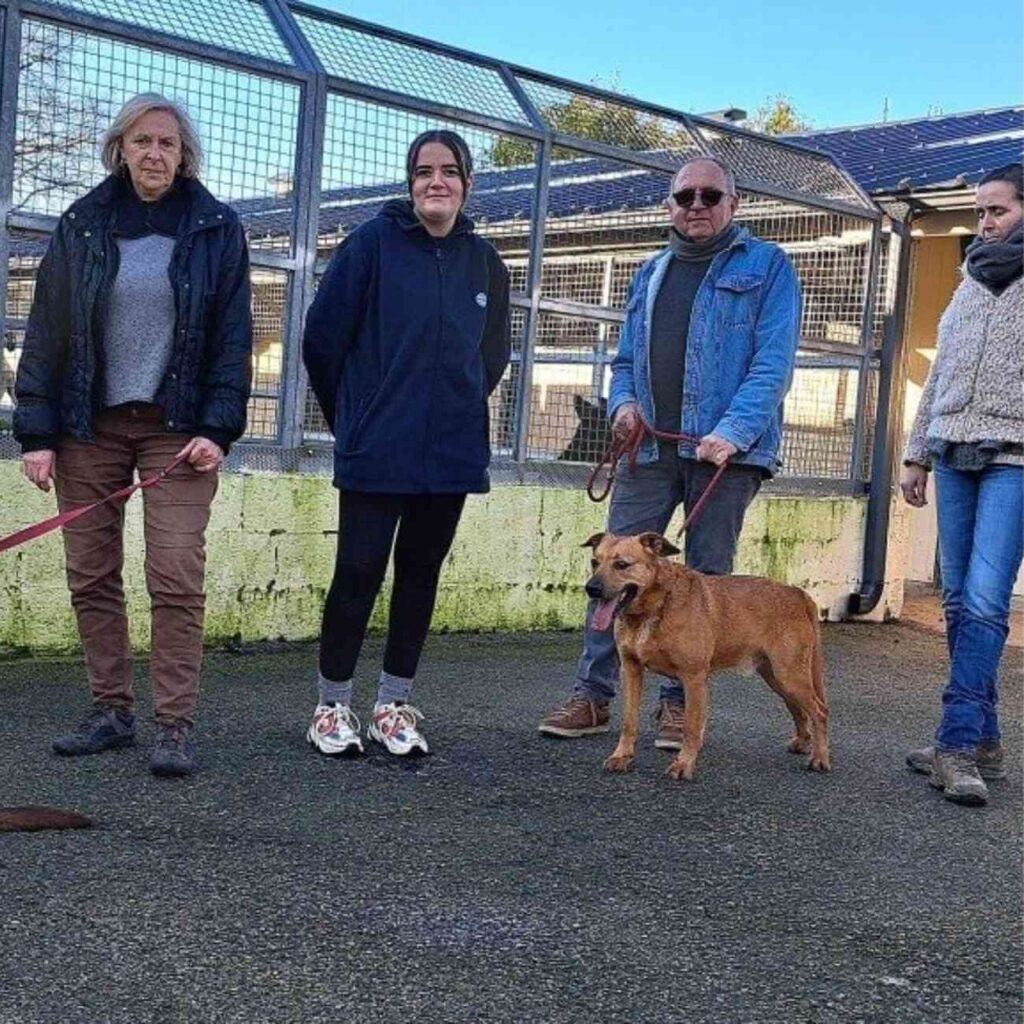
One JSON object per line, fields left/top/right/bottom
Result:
{"left": 654, "top": 701, "right": 686, "bottom": 750}
{"left": 538, "top": 696, "right": 610, "bottom": 738}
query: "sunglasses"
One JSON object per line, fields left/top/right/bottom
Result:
{"left": 671, "top": 187, "right": 728, "bottom": 209}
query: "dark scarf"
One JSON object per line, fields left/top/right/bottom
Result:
{"left": 964, "top": 223, "right": 1023, "bottom": 295}
{"left": 669, "top": 223, "right": 740, "bottom": 262}
{"left": 112, "top": 172, "right": 190, "bottom": 238}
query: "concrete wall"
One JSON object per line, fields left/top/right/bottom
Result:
{"left": 0, "top": 460, "right": 904, "bottom": 656}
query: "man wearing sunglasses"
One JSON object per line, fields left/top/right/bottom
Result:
{"left": 539, "top": 156, "right": 802, "bottom": 749}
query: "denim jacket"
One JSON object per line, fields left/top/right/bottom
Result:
{"left": 609, "top": 227, "right": 802, "bottom": 474}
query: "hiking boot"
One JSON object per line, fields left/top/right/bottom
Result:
{"left": 52, "top": 705, "right": 136, "bottom": 756}
{"left": 654, "top": 701, "right": 687, "bottom": 750}
{"left": 907, "top": 742, "right": 1006, "bottom": 781}
{"left": 308, "top": 703, "right": 363, "bottom": 757}
{"left": 538, "top": 696, "right": 610, "bottom": 738}
{"left": 150, "top": 722, "right": 197, "bottom": 778}
{"left": 367, "top": 702, "right": 428, "bottom": 756}
{"left": 929, "top": 748, "right": 988, "bottom": 806}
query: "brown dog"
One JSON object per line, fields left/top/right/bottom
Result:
{"left": 583, "top": 531, "right": 830, "bottom": 780}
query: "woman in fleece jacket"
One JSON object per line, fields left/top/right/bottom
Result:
{"left": 901, "top": 163, "right": 1023, "bottom": 808}
{"left": 302, "top": 129, "right": 511, "bottom": 759}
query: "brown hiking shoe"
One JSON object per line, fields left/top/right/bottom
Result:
{"left": 538, "top": 697, "right": 610, "bottom": 738}
{"left": 654, "top": 701, "right": 686, "bottom": 750}
{"left": 930, "top": 749, "right": 989, "bottom": 806}
{"left": 907, "top": 741, "right": 1006, "bottom": 780}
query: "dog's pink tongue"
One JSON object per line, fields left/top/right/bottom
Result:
{"left": 591, "top": 598, "right": 617, "bottom": 632}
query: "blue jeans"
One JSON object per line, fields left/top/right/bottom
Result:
{"left": 574, "top": 447, "right": 763, "bottom": 705}
{"left": 934, "top": 462, "right": 1024, "bottom": 752}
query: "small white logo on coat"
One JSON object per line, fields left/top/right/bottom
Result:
{"left": 475, "top": 292, "right": 487, "bottom": 308}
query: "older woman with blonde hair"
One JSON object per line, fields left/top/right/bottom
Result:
{"left": 14, "top": 93, "right": 253, "bottom": 777}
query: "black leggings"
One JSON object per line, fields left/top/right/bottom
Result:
{"left": 319, "top": 491, "right": 467, "bottom": 682}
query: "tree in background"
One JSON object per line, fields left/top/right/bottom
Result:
{"left": 14, "top": 20, "right": 105, "bottom": 213}
{"left": 743, "top": 94, "right": 813, "bottom": 136}
{"left": 491, "top": 73, "right": 693, "bottom": 168}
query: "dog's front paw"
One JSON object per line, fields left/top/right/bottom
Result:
{"left": 806, "top": 754, "right": 831, "bottom": 773}
{"left": 604, "top": 753, "right": 635, "bottom": 773}
{"left": 787, "top": 734, "right": 811, "bottom": 754}
{"left": 666, "top": 759, "right": 696, "bottom": 781}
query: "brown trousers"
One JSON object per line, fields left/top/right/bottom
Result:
{"left": 54, "top": 404, "right": 218, "bottom": 725}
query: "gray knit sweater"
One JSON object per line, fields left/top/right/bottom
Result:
{"left": 103, "top": 234, "right": 177, "bottom": 409}
{"left": 903, "top": 271, "right": 1024, "bottom": 468}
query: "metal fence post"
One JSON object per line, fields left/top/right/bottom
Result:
{"left": 512, "top": 135, "right": 551, "bottom": 463}
{"left": 262, "top": 0, "right": 326, "bottom": 451}
{"left": 848, "top": 218, "right": 883, "bottom": 483}
{"left": 848, "top": 214, "right": 914, "bottom": 614}
{"left": 0, "top": 1, "right": 23, "bottom": 348}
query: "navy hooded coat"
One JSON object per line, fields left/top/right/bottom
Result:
{"left": 303, "top": 199, "right": 511, "bottom": 494}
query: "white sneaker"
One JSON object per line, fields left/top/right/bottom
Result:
{"left": 367, "top": 702, "right": 429, "bottom": 756}
{"left": 307, "top": 703, "right": 363, "bottom": 756}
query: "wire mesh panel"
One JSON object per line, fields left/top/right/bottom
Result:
{"left": 517, "top": 75, "right": 702, "bottom": 167}
{"left": 295, "top": 12, "right": 530, "bottom": 125}
{"left": 1, "top": 232, "right": 49, "bottom": 437}
{"left": 14, "top": 17, "right": 301, "bottom": 255}
{"left": 539, "top": 148, "right": 672, "bottom": 308}
{"left": 858, "top": 364, "right": 880, "bottom": 482}
{"left": 0, "top": 1, "right": 899, "bottom": 494}
{"left": 524, "top": 311, "right": 611, "bottom": 463}
{"left": 779, "top": 356, "right": 861, "bottom": 477}
{"left": 735, "top": 194, "right": 876, "bottom": 347}
{"left": 0, "top": 323, "right": 26, "bottom": 438}
{"left": 245, "top": 267, "right": 289, "bottom": 441}
{"left": 871, "top": 227, "right": 902, "bottom": 347}
{"left": 489, "top": 308, "right": 527, "bottom": 457}
{"left": 314, "top": 93, "right": 537, "bottom": 259}
{"left": 37, "top": 0, "right": 295, "bottom": 64}
{"left": 692, "top": 122, "right": 867, "bottom": 207}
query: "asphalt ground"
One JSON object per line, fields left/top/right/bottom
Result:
{"left": 1, "top": 621, "right": 1021, "bottom": 1024}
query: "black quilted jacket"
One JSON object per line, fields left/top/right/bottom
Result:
{"left": 14, "top": 174, "right": 253, "bottom": 453}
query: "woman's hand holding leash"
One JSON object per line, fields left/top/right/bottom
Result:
{"left": 900, "top": 463, "right": 929, "bottom": 507}
{"left": 176, "top": 437, "right": 224, "bottom": 473}
{"left": 22, "top": 450, "right": 56, "bottom": 492}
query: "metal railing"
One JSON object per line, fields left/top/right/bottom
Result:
{"left": 0, "top": 0, "right": 903, "bottom": 492}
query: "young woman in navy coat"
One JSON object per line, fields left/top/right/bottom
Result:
{"left": 303, "top": 129, "right": 511, "bottom": 758}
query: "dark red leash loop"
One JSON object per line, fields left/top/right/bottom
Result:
{"left": 0, "top": 451, "right": 190, "bottom": 555}
{"left": 585, "top": 409, "right": 730, "bottom": 540}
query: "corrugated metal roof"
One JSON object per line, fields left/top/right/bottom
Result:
{"left": 791, "top": 107, "right": 1023, "bottom": 194}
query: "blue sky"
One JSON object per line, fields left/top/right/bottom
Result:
{"left": 313, "top": 0, "right": 1022, "bottom": 130}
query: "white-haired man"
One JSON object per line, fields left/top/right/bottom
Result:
{"left": 539, "top": 156, "right": 802, "bottom": 748}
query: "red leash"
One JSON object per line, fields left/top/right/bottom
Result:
{"left": 586, "top": 410, "right": 729, "bottom": 539}
{"left": 0, "top": 452, "right": 189, "bottom": 555}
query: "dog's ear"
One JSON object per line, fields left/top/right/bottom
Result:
{"left": 637, "top": 532, "right": 680, "bottom": 558}
{"left": 581, "top": 532, "right": 606, "bottom": 549}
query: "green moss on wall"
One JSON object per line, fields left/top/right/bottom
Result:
{"left": 0, "top": 461, "right": 866, "bottom": 655}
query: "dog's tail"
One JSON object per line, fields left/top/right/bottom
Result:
{"left": 0, "top": 807, "right": 93, "bottom": 833}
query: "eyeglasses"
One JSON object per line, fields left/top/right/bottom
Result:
{"left": 671, "top": 187, "right": 728, "bottom": 209}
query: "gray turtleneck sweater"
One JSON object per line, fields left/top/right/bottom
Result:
{"left": 650, "top": 224, "right": 738, "bottom": 435}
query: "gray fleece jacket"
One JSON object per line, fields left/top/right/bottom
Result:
{"left": 903, "top": 271, "right": 1023, "bottom": 468}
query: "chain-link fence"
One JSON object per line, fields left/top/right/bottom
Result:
{"left": 0, "top": 0, "right": 903, "bottom": 490}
